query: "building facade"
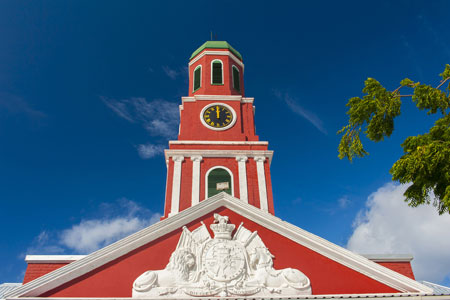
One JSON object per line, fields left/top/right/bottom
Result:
{"left": 4, "top": 41, "right": 450, "bottom": 300}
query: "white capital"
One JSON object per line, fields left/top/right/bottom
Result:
{"left": 173, "top": 155, "right": 185, "bottom": 162}
{"left": 236, "top": 156, "right": 248, "bottom": 162}
{"left": 254, "top": 156, "right": 266, "bottom": 162}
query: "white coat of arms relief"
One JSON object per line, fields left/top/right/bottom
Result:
{"left": 132, "top": 214, "right": 312, "bottom": 297}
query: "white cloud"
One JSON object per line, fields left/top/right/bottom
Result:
{"left": 26, "top": 199, "right": 161, "bottom": 255}
{"left": 60, "top": 217, "right": 148, "bottom": 253}
{"left": 102, "top": 97, "right": 179, "bottom": 158}
{"left": 0, "top": 92, "right": 46, "bottom": 119}
{"left": 273, "top": 91, "right": 327, "bottom": 134}
{"left": 102, "top": 97, "right": 179, "bottom": 139}
{"left": 347, "top": 182, "right": 450, "bottom": 283}
{"left": 102, "top": 97, "right": 135, "bottom": 122}
{"left": 162, "top": 66, "right": 179, "bottom": 79}
{"left": 137, "top": 143, "right": 165, "bottom": 159}
{"left": 23, "top": 231, "right": 64, "bottom": 257}
{"left": 161, "top": 65, "right": 188, "bottom": 80}
{"left": 338, "top": 196, "right": 350, "bottom": 209}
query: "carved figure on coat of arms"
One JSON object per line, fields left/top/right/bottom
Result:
{"left": 132, "top": 214, "right": 312, "bottom": 298}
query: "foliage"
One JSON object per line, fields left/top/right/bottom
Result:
{"left": 338, "top": 65, "right": 450, "bottom": 214}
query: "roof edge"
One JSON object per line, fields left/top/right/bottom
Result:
{"left": 190, "top": 41, "right": 243, "bottom": 61}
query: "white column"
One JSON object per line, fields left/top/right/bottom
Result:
{"left": 254, "top": 156, "right": 268, "bottom": 212}
{"left": 190, "top": 155, "right": 202, "bottom": 206}
{"left": 169, "top": 155, "right": 184, "bottom": 217}
{"left": 236, "top": 156, "right": 248, "bottom": 203}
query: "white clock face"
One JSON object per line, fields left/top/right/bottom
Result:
{"left": 200, "top": 103, "right": 237, "bottom": 131}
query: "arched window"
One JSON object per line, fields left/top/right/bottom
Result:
{"left": 211, "top": 60, "right": 223, "bottom": 85}
{"left": 206, "top": 167, "right": 233, "bottom": 198}
{"left": 193, "top": 65, "right": 201, "bottom": 92}
{"left": 232, "top": 65, "right": 240, "bottom": 92}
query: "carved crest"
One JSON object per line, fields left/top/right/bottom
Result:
{"left": 132, "top": 214, "right": 311, "bottom": 297}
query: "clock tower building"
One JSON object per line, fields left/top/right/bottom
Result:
{"left": 164, "top": 41, "right": 275, "bottom": 218}
{"left": 10, "top": 40, "right": 437, "bottom": 300}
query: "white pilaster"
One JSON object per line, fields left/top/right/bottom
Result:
{"left": 254, "top": 156, "right": 268, "bottom": 212}
{"left": 169, "top": 155, "right": 184, "bottom": 217}
{"left": 236, "top": 156, "right": 248, "bottom": 203}
{"left": 190, "top": 155, "right": 202, "bottom": 206}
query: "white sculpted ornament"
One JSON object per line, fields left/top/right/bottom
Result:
{"left": 132, "top": 214, "right": 312, "bottom": 298}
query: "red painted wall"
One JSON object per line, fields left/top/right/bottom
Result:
{"left": 23, "top": 263, "right": 68, "bottom": 284}
{"left": 41, "top": 208, "right": 401, "bottom": 297}
{"left": 378, "top": 262, "right": 415, "bottom": 280}
{"left": 178, "top": 101, "right": 257, "bottom": 141}
{"left": 188, "top": 51, "right": 244, "bottom": 97}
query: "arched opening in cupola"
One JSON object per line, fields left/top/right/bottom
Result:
{"left": 232, "top": 65, "right": 240, "bottom": 92}
{"left": 206, "top": 166, "right": 233, "bottom": 198}
{"left": 193, "top": 65, "right": 202, "bottom": 92}
{"left": 211, "top": 60, "right": 223, "bottom": 85}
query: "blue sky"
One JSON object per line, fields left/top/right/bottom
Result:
{"left": 1, "top": 0, "right": 450, "bottom": 286}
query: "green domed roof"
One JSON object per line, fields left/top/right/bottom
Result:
{"left": 190, "top": 41, "right": 242, "bottom": 61}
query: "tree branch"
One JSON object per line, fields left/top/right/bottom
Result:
{"left": 436, "top": 77, "right": 450, "bottom": 89}
{"left": 393, "top": 94, "right": 414, "bottom": 98}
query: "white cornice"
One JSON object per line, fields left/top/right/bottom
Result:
{"left": 188, "top": 50, "right": 244, "bottom": 69}
{"left": 25, "top": 255, "right": 86, "bottom": 264}
{"left": 169, "top": 140, "right": 268, "bottom": 145}
{"left": 164, "top": 149, "right": 274, "bottom": 165}
{"left": 362, "top": 254, "right": 414, "bottom": 263}
{"left": 179, "top": 96, "right": 254, "bottom": 111}
{"left": 5, "top": 193, "right": 433, "bottom": 298}
{"left": 8, "top": 294, "right": 449, "bottom": 300}
{"left": 182, "top": 95, "right": 254, "bottom": 102}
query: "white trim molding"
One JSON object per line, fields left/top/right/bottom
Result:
{"left": 5, "top": 192, "right": 433, "bottom": 298}
{"left": 169, "top": 140, "right": 268, "bottom": 145}
{"left": 165, "top": 149, "right": 274, "bottom": 165}
{"left": 232, "top": 64, "right": 240, "bottom": 91}
{"left": 8, "top": 294, "right": 450, "bottom": 300}
{"left": 236, "top": 156, "right": 248, "bottom": 203}
{"left": 199, "top": 102, "right": 237, "bottom": 131}
{"left": 190, "top": 155, "right": 202, "bottom": 206}
{"left": 205, "top": 166, "right": 234, "bottom": 199}
{"left": 210, "top": 59, "right": 224, "bottom": 85}
{"left": 254, "top": 156, "right": 268, "bottom": 212}
{"left": 192, "top": 64, "right": 202, "bottom": 93}
{"left": 169, "top": 155, "right": 184, "bottom": 217}
{"left": 179, "top": 96, "right": 253, "bottom": 111}
{"left": 362, "top": 254, "right": 414, "bottom": 262}
{"left": 189, "top": 50, "right": 244, "bottom": 69}
{"left": 25, "top": 255, "right": 86, "bottom": 264}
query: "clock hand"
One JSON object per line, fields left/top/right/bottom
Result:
{"left": 216, "top": 106, "right": 220, "bottom": 119}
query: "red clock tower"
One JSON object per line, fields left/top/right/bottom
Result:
{"left": 163, "top": 41, "right": 275, "bottom": 217}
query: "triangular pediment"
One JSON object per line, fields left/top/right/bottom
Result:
{"left": 6, "top": 193, "right": 433, "bottom": 298}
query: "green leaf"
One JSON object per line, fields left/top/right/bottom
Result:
{"left": 400, "top": 78, "right": 414, "bottom": 86}
{"left": 439, "top": 64, "right": 450, "bottom": 80}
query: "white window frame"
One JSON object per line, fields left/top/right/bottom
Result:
{"left": 232, "top": 65, "right": 240, "bottom": 91}
{"left": 205, "top": 166, "right": 234, "bottom": 199}
{"left": 210, "top": 59, "right": 224, "bottom": 85}
{"left": 193, "top": 65, "right": 202, "bottom": 92}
